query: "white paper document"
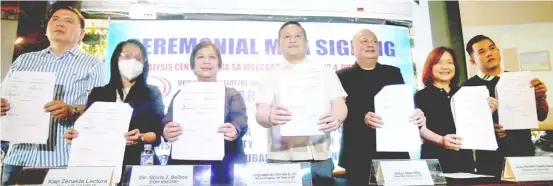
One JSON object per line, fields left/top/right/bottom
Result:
{"left": 496, "top": 72, "right": 538, "bottom": 130}
{"left": 279, "top": 63, "right": 329, "bottom": 136}
{"left": 0, "top": 71, "right": 55, "bottom": 144}
{"left": 68, "top": 102, "right": 133, "bottom": 183}
{"left": 375, "top": 84, "right": 420, "bottom": 152}
{"left": 451, "top": 86, "right": 498, "bottom": 151}
{"left": 171, "top": 82, "right": 225, "bottom": 160}
{"left": 440, "top": 172, "right": 494, "bottom": 179}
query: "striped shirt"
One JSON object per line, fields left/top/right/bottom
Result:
{"left": 3, "top": 46, "right": 106, "bottom": 167}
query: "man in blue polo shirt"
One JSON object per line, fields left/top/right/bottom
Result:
{"left": 0, "top": 5, "right": 105, "bottom": 185}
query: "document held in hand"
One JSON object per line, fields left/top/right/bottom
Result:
{"left": 375, "top": 84, "right": 420, "bottom": 152}
{"left": 451, "top": 86, "right": 497, "bottom": 151}
{"left": 1, "top": 71, "right": 55, "bottom": 144}
{"left": 496, "top": 72, "right": 538, "bottom": 130}
{"left": 68, "top": 102, "right": 133, "bottom": 183}
{"left": 279, "top": 63, "right": 329, "bottom": 136}
{"left": 171, "top": 82, "right": 225, "bottom": 161}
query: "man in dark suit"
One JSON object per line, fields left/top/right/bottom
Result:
{"left": 462, "top": 35, "right": 549, "bottom": 177}
{"left": 337, "top": 29, "right": 426, "bottom": 185}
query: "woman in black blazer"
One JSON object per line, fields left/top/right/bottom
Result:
{"left": 64, "top": 39, "right": 165, "bottom": 183}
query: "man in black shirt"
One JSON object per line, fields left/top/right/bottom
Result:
{"left": 337, "top": 29, "right": 426, "bottom": 185}
{"left": 463, "top": 35, "right": 549, "bottom": 177}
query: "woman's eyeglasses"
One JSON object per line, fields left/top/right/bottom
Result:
{"left": 120, "top": 53, "right": 145, "bottom": 62}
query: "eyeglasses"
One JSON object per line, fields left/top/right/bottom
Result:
{"left": 120, "top": 53, "right": 145, "bottom": 62}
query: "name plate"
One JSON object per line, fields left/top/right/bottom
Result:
{"left": 43, "top": 167, "right": 113, "bottom": 186}
{"left": 377, "top": 160, "right": 434, "bottom": 185}
{"left": 234, "top": 163, "right": 308, "bottom": 185}
{"left": 502, "top": 156, "right": 553, "bottom": 182}
{"left": 130, "top": 165, "right": 194, "bottom": 186}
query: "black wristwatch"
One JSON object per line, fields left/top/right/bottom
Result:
{"left": 138, "top": 134, "right": 145, "bottom": 144}
{"left": 537, "top": 95, "right": 547, "bottom": 101}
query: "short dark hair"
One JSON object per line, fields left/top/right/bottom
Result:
{"left": 47, "top": 4, "right": 85, "bottom": 29}
{"left": 465, "top": 35, "right": 495, "bottom": 58}
{"left": 190, "top": 40, "right": 223, "bottom": 69}
{"left": 109, "top": 39, "right": 150, "bottom": 100}
{"left": 278, "top": 21, "right": 307, "bottom": 40}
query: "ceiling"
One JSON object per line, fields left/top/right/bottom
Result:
{"left": 79, "top": 0, "right": 415, "bottom": 22}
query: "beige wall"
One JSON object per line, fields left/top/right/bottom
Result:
{"left": 459, "top": 1, "right": 553, "bottom": 26}
{"left": 459, "top": 1, "right": 553, "bottom": 129}
{"left": 1, "top": 20, "right": 18, "bottom": 82}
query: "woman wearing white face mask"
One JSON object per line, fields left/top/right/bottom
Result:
{"left": 63, "top": 39, "right": 165, "bottom": 184}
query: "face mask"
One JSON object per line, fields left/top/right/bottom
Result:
{"left": 118, "top": 59, "right": 144, "bottom": 81}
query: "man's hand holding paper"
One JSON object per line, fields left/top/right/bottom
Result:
{"left": 317, "top": 112, "right": 341, "bottom": 132}
{"left": 410, "top": 109, "right": 426, "bottom": 128}
{"left": 530, "top": 78, "right": 547, "bottom": 98}
{"left": 64, "top": 128, "right": 79, "bottom": 145}
{"left": 494, "top": 124, "right": 506, "bottom": 139}
{"left": 268, "top": 105, "right": 292, "bottom": 126}
{"left": 44, "top": 100, "right": 71, "bottom": 119}
{"left": 1, "top": 98, "right": 10, "bottom": 116}
{"left": 487, "top": 97, "right": 498, "bottom": 113}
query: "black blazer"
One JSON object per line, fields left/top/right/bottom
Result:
{"left": 336, "top": 62, "right": 408, "bottom": 171}
{"left": 85, "top": 84, "right": 165, "bottom": 167}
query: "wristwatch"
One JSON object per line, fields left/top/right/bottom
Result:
{"left": 138, "top": 134, "right": 145, "bottom": 144}
{"left": 537, "top": 95, "right": 547, "bottom": 101}
{"left": 71, "top": 106, "right": 80, "bottom": 116}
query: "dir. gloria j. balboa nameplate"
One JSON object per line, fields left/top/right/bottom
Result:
{"left": 130, "top": 165, "right": 194, "bottom": 186}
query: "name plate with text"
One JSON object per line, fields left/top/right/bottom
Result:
{"left": 502, "top": 156, "right": 553, "bottom": 182}
{"left": 234, "top": 163, "right": 311, "bottom": 186}
{"left": 43, "top": 166, "right": 114, "bottom": 186}
{"left": 126, "top": 165, "right": 211, "bottom": 186}
{"left": 376, "top": 160, "right": 434, "bottom": 185}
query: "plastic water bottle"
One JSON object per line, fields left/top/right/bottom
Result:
{"left": 159, "top": 155, "right": 169, "bottom": 165}
{"left": 154, "top": 139, "right": 171, "bottom": 165}
{"left": 140, "top": 144, "right": 154, "bottom": 165}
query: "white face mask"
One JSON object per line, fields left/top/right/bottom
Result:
{"left": 118, "top": 59, "right": 144, "bottom": 81}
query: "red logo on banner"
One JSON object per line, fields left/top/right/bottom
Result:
{"left": 147, "top": 76, "right": 172, "bottom": 98}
